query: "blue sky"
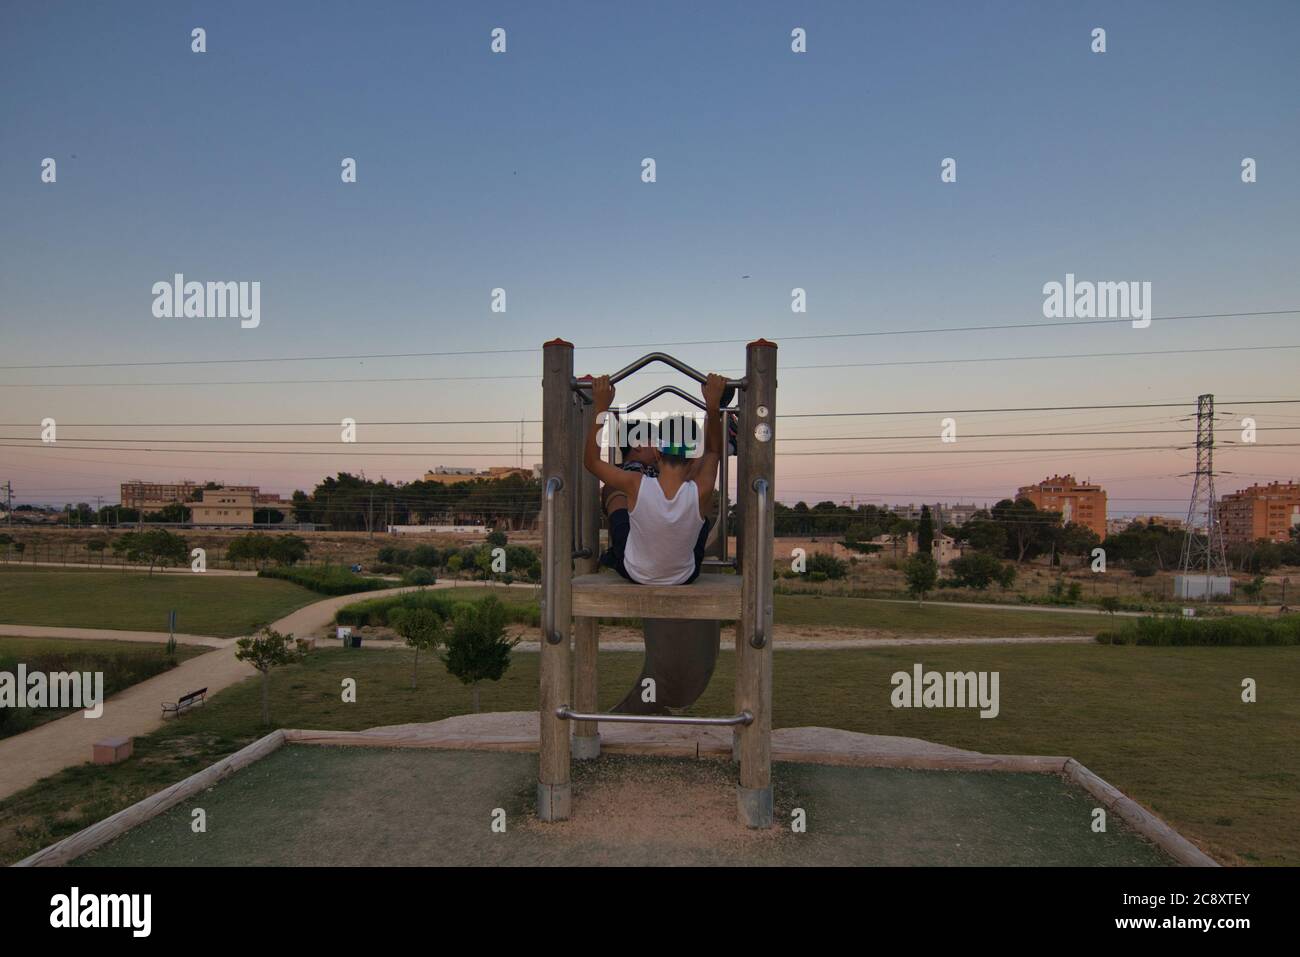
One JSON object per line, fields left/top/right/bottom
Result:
{"left": 2, "top": 1, "right": 1298, "bottom": 511}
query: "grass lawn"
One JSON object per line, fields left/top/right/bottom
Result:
{"left": 0, "top": 566, "right": 320, "bottom": 637}
{"left": 1, "top": 642, "right": 1294, "bottom": 865}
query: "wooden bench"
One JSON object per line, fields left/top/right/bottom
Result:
{"left": 161, "top": 687, "right": 207, "bottom": 718}
{"left": 570, "top": 572, "right": 742, "bottom": 620}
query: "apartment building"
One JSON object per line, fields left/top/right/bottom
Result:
{"left": 1015, "top": 474, "right": 1107, "bottom": 539}
{"left": 121, "top": 480, "right": 260, "bottom": 512}
{"left": 1217, "top": 480, "right": 1300, "bottom": 545}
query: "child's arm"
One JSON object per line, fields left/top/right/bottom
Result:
{"left": 583, "top": 376, "right": 640, "bottom": 497}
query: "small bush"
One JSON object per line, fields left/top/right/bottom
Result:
{"left": 258, "top": 565, "right": 388, "bottom": 596}
{"left": 403, "top": 567, "right": 435, "bottom": 586}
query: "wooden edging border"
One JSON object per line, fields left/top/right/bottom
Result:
{"left": 283, "top": 726, "right": 1219, "bottom": 867}
{"left": 14, "top": 723, "right": 1219, "bottom": 868}
{"left": 13, "top": 730, "right": 286, "bottom": 868}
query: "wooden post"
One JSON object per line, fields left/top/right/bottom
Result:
{"left": 538, "top": 339, "right": 575, "bottom": 820}
{"left": 572, "top": 384, "right": 602, "bottom": 760}
{"left": 736, "top": 339, "right": 776, "bottom": 827}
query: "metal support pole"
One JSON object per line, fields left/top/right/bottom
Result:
{"left": 572, "top": 393, "right": 602, "bottom": 760}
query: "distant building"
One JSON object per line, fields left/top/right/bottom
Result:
{"left": 1016, "top": 475, "right": 1107, "bottom": 539}
{"left": 890, "top": 503, "right": 983, "bottom": 526}
{"left": 190, "top": 488, "right": 255, "bottom": 525}
{"left": 931, "top": 532, "right": 961, "bottom": 566}
{"left": 421, "top": 465, "right": 541, "bottom": 485}
{"left": 1106, "top": 515, "right": 1184, "bottom": 536}
{"left": 1217, "top": 480, "right": 1300, "bottom": 545}
{"left": 121, "top": 480, "right": 262, "bottom": 513}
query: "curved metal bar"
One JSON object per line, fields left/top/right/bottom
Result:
{"left": 572, "top": 352, "right": 744, "bottom": 390}
{"left": 544, "top": 476, "right": 564, "bottom": 645}
{"left": 624, "top": 384, "right": 707, "bottom": 413}
{"left": 751, "top": 478, "right": 771, "bottom": 649}
{"left": 555, "top": 706, "right": 753, "bottom": 727}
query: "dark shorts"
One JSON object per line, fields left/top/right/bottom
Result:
{"left": 600, "top": 509, "right": 712, "bottom": 585}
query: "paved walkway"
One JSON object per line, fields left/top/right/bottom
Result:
{"left": 0, "top": 586, "right": 423, "bottom": 800}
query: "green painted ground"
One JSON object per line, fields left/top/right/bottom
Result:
{"left": 78, "top": 747, "right": 1170, "bottom": 867}
{"left": 0, "top": 567, "right": 318, "bottom": 636}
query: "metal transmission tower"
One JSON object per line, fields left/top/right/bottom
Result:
{"left": 1179, "top": 394, "right": 1229, "bottom": 586}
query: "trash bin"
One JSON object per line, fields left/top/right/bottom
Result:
{"left": 350, "top": 635, "right": 363, "bottom": 648}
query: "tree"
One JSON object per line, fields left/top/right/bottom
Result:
{"left": 235, "top": 627, "right": 305, "bottom": 724}
{"left": 1098, "top": 595, "right": 1122, "bottom": 616}
{"left": 904, "top": 553, "right": 938, "bottom": 604}
{"left": 948, "top": 552, "right": 1013, "bottom": 590}
{"left": 269, "top": 534, "right": 309, "bottom": 565}
{"left": 253, "top": 508, "right": 286, "bottom": 525}
{"left": 1240, "top": 575, "right": 1266, "bottom": 605}
{"left": 112, "top": 529, "right": 188, "bottom": 575}
{"left": 487, "top": 529, "right": 508, "bottom": 548}
{"left": 442, "top": 596, "right": 518, "bottom": 711}
{"left": 227, "top": 534, "right": 273, "bottom": 567}
{"left": 962, "top": 518, "right": 1008, "bottom": 556}
{"left": 917, "top": 505, "right": 934, "bottom": 556}
{"left": 394, "top": 608, "right": 445, "bottom": 689}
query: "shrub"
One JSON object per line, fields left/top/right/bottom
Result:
{"left": 807, "top": 553, "right": 848, "bottom": 580}
{"left": 403, "top": 567, "right": 435, "bottom": 586}
{"left": 335, "top": 591, "right": 539, "bottom": 629}
{"left": 1096, "top": 614, "right": 1300, "bottom": 647}
{"left": 257, "top": 565, "right": 388, "bottom": 596}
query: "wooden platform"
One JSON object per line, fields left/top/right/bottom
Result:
{"left": 570, "top": 572, "right": 742, "bottom": 620}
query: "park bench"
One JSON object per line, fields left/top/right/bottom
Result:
{"left": 161, "top": 687, "right": 207, "bottom": 718}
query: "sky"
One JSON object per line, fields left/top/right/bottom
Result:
{"left": 2, "top": 0, "right": 1298, "bottom": 515}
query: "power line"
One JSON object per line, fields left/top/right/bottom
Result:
{"left": 2, "top": 308, "right": 1294, "bottom": 372}
{"left": 5, "top": 397, "right": 1299, "bottom": 429}
{"left": 6, "top": 342, "right": 1298, "bottom": 387}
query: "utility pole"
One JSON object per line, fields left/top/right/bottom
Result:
{"left": 4, "top": 481, "right": 11, "bottom": 527}
{"left": 1179, "top": 394, "right": 1230, "bottom": 600}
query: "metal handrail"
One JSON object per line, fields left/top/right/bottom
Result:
{"left": 751, "top": 478, "right": 770, "bottom": 649}
{"left": 544, "top": 476, "right": 564, "bottom": 645}
{"left": 572, "top": 352, "right": 744, "bottom": 391}
{"left": 556, "top": 706, "right": 753, "bottom": 727}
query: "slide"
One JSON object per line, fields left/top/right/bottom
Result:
{"left": 610, "top": 618, "right": 721, "bottom": 715}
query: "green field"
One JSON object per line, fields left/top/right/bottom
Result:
{"left": 2, "top": 641, "right": 1295, "bottom": 865}
{"left": 0, "top": 567, "right": 320, "bottom": 636}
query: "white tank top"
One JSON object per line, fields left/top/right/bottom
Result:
{"left": 623, "top": 476, "right": 704, "bottom": 586}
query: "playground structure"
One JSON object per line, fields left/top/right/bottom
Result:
{"left": 537, "top": 337, "right": 777, "bottom": 827}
